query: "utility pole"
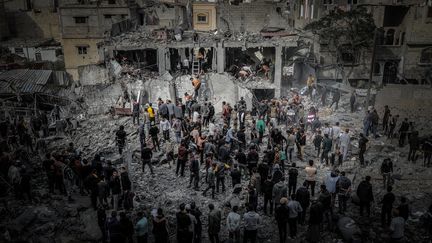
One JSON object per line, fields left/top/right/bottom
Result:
{"left": 366, "top": 28, "right": 379, "bottom": 110}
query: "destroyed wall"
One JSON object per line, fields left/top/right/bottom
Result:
{"left": 80, "top": 83, "right": 123, "bottom": 115}
{"left": 217, "top": 1, "right": 288, "bottom": 33}
{"left": 375, "top": 85, "right": 432, "bottom": 133}
{"left": 78, "top": 64, "right": 110, "bottom": 86}
{"left": 140, "top": 5, "right": 185, "bottom": 29}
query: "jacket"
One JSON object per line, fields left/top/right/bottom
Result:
{"left": 275, "top": 204, "right": 290, "bottom": 223}
{"left": 190, "top": 159, "right": 199, "bottom": 173}
{"left": 207, "top": 169, "right": 216, "bottom": 187}
{"left": 226, "top": 212, "right": 241, "bottom": 232}
{"left": 357, "top": 180, "right": 374, "bottom": 202}
{"left": 272, "top": 181, "right": 288, "bottom": 203}
{"left": 288, "top": 200, "right": 303, "bottom": 218}
{"left": 262, "top": 179, "right": 274, "bottom": 198}
{"left": 135, "top": 217, "right": 149, "bottom": 236}
{"left": 318, "top": 190, "right": 332, "bottom": 210}
{"left": 208, "top": 209, "right": 221, "bottom": 234}
{"left": 296, "top": 186, "right": 310, "bottom": 208}
{"left": 243, "top": 211, "right": 261, "bottom": 231}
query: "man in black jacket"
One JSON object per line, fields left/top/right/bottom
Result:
{"left": 358, "top": 133, "right": 369, "bottom": 166}
{"left": 275, "top": 197, "right": 290, "bottom": 243}
{"left": 318, "top": 184, "right": 332, "bottom": 230}
{"left": 356, "top": 175, "right": 374, "bottom": 217}
{"left": 296, "top": 181, "right": 310, "bottom": 225}
{"left": 141, "top": 144, "right": 154, "bottom": 175}
{"left": 188, "top": 154, "right": 200, "bottom": 190}
{"left": 398, "top": 118, "right": 409, "bottom": 147}
{"left": 116, "top": 125, "right": 127, "bottom": 155}
{"left": 230, "top": 163, "right": 241, "bottom": 187}
{"left": 288, "top": 163, "right": 298, "bottom": 196}
{"left": 177, "top": 203, "right": 192, "bottom": 243}
{"left": 381, "top": 158, "right": 393, "bottom": 188}
{"left": 381, "top": 186, "right": 395, "bottom": 227}
{"left": 263, "top": 175, "right": 274, "bottom": 215}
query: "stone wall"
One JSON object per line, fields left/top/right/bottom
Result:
{"left": 375, "top": 84, "right": 432, "bottom": 134}
{"left": 81, "top": 83, "right": 123, "bottom": 115}
{"left": 78, "top": 64, "right": 110, "bottom": 86}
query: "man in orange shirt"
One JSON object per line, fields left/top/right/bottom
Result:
{"left": 191, "top": 77, "right": 201, "bottom": 100}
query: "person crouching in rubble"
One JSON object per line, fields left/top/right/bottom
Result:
{"left": 116, "top": 125, "right": 127, "bottom": 155}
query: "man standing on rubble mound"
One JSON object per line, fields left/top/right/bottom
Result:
{"left": 116, "top": 125, "right": 127, "bottom": 155}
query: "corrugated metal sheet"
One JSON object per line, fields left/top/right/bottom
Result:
{"left": 0, "top": 69, "right": 52, "bottom": 94}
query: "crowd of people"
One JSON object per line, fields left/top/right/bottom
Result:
{"left": 1, "top": 74, "right": 432, "bottom": 243}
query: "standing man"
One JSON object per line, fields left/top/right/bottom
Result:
{"left": 339, "top": 129, "right": 350, "bottom": 161}
{"left": 350, "top": 91, "right": 356, "bottom": 113}
{"left": 149, "top": 123, "right": 160, "bottom": 151}
{"left": 147, "top": 103, "right": 156, "bottom": 124}
{"left": 275, "top": 197, "right": 290, "bottom": 243}
{"left": 380, "top": 158, "right": 393, "bottom": 189}
{"left": 176, "top": 203, "right": 192, "bottom": 243}
{"left": 398, "top": 118, "right": 409, "bottom": 147}
{"left": 256, "top": 116, "right": 266, "bottom": 144}
{"left": 288, "top": 163, "right": 298, "bottom": 196}
{"left": 287, "top": 194, "right": 303, "bottom": 239}
{"left": 159, "top": 117, "right": 171, "bottom": 141}
{"left": 176, "top": 142, "right": 189, "bottom": 177}
{"left": 135, "top": 212, "right": 149, "bottom": 243}
{"left": 296, "top": 182, "right": 310, "bottom": 225}
{"left": 329, "top": 89, "right": 340, "bottom": 110}
{"left": 243, "top": 205, "right": 261, "bottom": 243}
{"left": 356, "top": 176, "right": 374, "bottom": 217}
{"left": 381, "top": 186, "right": 396, "bottom": 227}
{"left": 188, "top": 154, "right": 200, "bottom": 190}
{"left": 306, "top": 74, "right": 315, "bottom": 99}
{"left": 203, "top": 163, "right": 216, "bottom": 199}
{"left": 116, "top": 125, "right": 127, "bottom": 155}
{"left": 227, "top": 206, "right": 241, "bottom": 243}
{"left": 305, "top": 160, "right": 317, "bottom": 197}
{"left": 382, "top": 105, "right": 391, "bottom": 133}
{"left": 337, "top": 171, "right": 351, "bottom": 214}
{"left": 141, "top": 144, "right": 154, "bottom": 175}
{"left": 207, "top": 204, "right": 221, "bottom": 243}
{"left": 191, "top": 77, "right": 201, "bottom": 100}
{"left": 132, "top": 99, "right": 141, "bottom": 125}
{"left": 358, "top": 133, "right": 369, "bottom": 166}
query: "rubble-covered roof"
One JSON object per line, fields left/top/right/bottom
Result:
{"left": 0, "top": 69, "right": 68, "bottom": 94}
{"left": 109, "top": 26, "right": 299, "bottom": 49}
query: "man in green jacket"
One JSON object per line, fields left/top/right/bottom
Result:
{"left": 256, "top": 116, "right": 266, "bottom": 144}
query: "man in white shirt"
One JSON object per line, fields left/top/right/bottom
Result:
{"left": 227, "top": 206, "right": 241, "bottom": 243}
{"left": 339, "top": 129, "right": 351, "bottom": 161}
{"left": 159, "top": 117, "right": 171, "bottom": 141}
{"left": 331, "top": 122, "right": 341, "bottom": 151}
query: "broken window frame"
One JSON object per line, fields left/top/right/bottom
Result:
{"left": 338, "top": 45, "right": 360, "bottom": 66}
{"left": 77, "top": 46, "right": 88, "bottom": 55}
{"left": 74, "top": 16, "right": 88, "bottom": 24}
{"left": 196, "top": 13, "right": 209, "bottom": 24}
{"left": 420, "top": 47, "right": 432, "bottom": 64}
